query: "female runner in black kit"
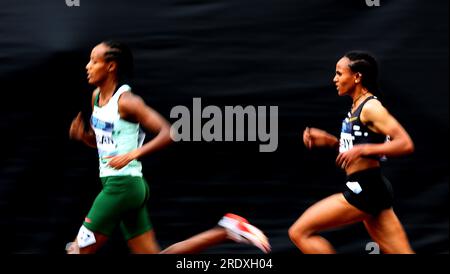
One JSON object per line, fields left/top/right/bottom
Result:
{"left": 289, "top": 51, "right": 415, "bottom": 254}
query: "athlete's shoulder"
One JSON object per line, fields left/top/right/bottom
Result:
{"left": 118, "top": 89, "right": 142, "bottom": 102}
{"left": 91, "top": 88, "right": 100, "bottom": 107}
{"left": 361, "top": 97, "right": 389, "bottom": 122}
{"left": 118, "top": 90, "right": 147, "bottom": 111}
{"left": 364, "top": 97, "right": 385, "bottom": 112}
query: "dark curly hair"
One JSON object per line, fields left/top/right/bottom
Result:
{"left": 344, "top": 50, "right": 381, "bottom": 97}
{"left": 101, "top": 40, "right": 134, "bottom": 83}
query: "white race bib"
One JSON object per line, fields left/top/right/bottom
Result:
{"left": 339, "top": 132, "right": 353, "bottom": 153}
{"left": 91, "top": 116, "right": 116, "bottom": 157}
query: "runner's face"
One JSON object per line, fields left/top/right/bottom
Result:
{"left": 86, "top": 44, "right": 112, "bottom": 85}
{"left": 333, "top": 57, "right": 357, "bottom": 96}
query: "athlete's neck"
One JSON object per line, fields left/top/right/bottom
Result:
{"left": 98, "top": 80, "right": 118, "bottom": 104}
{"left": 351, "top": 87, "right": 370, "bottom": 109}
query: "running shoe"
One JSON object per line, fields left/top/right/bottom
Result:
{"left": 218, "top": 213, "right": 271, "bottom": 253}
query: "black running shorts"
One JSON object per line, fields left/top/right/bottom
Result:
{"left": 342, "top": 168, "right": 394, "bottom": 216}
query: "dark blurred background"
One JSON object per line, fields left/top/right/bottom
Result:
{"left": 0, "top": 0, "right": 447, "bottom": 254}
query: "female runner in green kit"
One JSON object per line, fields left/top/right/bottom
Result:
{"left": 66, "top": 41, "right": 271, "bottom": 254}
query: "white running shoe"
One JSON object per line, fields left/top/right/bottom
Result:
{"left": 65, "top": 242, "right": 80, "bottom": 254}
{"left": 218, "top": 213, "right": 271, "bottom": 253}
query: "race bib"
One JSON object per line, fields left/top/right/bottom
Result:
{"left": 339, "top": 132, "right": 353, "bottom": 153}
{"left": 91, "top": 116, "right": 116, "bottom": 157}
{"left": 339, "top": 118, "right": 354, "bottom": 153}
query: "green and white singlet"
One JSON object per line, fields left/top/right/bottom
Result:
{"left": 90, "top": 84, "right": 145, "bottom": 177}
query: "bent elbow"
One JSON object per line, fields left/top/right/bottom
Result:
{"left": 404, "top": 140, "right": 415, "bottom": 155}
{"left": 163, "top": 126, "right": 174, "bottom": 145}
